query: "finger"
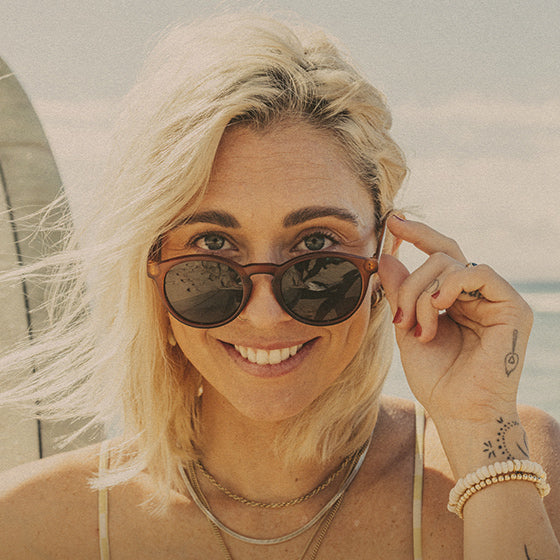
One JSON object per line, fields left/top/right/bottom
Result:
{"left": 387, "top": 215, "right": 468, "bottom": 263}
{"left": 415, "top": 284, "right": 443, "bottom": 342}
{"left": 377, "top": 253, "right": 409, "bottom": 315}
{"left": 389, "top": 251, "right": 463, "bottom": 331}
{"left": 431, "top": 263, "right": 526, "bottom": 310}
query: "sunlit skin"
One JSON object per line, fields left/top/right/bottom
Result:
{"left": 1, "top": 119, "right": 559, "bottom": 560}
{"left": 162, "top": 122, "right": 380, "bottom": 424}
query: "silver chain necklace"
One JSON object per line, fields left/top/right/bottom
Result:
{"left": 178, "top": 437, "right": 371, "bottom": 546}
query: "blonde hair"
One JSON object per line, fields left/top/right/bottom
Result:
{"left": 0, "top": 13, "right": 406, "bottom": 503}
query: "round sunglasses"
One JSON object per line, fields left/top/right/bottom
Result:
{"left": 148, "top": 221, "right": 387, "bottom": 328}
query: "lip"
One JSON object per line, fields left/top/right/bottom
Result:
{"left": 219, "top": 338, "right": 318, "bottom": 379}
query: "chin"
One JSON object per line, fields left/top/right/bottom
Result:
{"left": 235, "top": 393, "right": 320, "bottom": 424}
{"left": 206, "top": 379, "right": 327, "bottom": 425}
{"left": 243, "top": 407, "right": 308, "bottom": 424}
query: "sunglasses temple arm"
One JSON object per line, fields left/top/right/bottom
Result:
{"left": 374, "top": 217, "right": 389, "bottom": 261}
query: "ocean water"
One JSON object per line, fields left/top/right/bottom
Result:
{"left": 384, "top": 281, "right": 560, "bottom": 421}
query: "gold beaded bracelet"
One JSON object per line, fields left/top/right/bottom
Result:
{"left": 447, "top": 460, "right": 550, "bottom": 519}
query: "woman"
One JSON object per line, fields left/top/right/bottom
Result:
{"left": 1, "top": 13, "right": 559, "bottom": 559}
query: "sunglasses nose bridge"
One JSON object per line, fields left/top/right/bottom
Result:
{"left": 235, "top": 263, "right": 293, "bottom": 326}
{"left": 242, "top": 262, "right": 282, "bottom": 280}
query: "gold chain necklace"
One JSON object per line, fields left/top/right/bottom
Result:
{"left": 189, "top": 456, "right": 354, "bottom": 560}
{"left": 179, "top": 438, "right": 370, "bottom": 557}
{"left": 210, "top": 492, "right": 345, "bottom": 560}
{"left": 196, "top": 444, "right": 361, "bottom": 509}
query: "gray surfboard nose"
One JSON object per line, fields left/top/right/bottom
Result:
{"left": 0, "top": 58, "right": 96, "bottom": 470}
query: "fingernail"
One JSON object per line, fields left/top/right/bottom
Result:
{"left": 414, "top": 324, "right": 422, "bottom": 338}
{"left": 392, "top": 214, "right": 406, "bottom": 222}
{"left": 431, "top": 290, "right": 440, "bottom": 299}
{"left": 392, "top": 308, "right": 403, "bottom": 324}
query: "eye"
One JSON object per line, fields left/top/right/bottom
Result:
{"left": 193, "top": 233, "right": 232, "bottom": 251}
{"left": 296, "top": 232, "right": 336, "bottom": 252}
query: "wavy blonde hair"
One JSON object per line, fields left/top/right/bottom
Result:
{"left": 0, "top": 12, "right": 406, "bottom": 504}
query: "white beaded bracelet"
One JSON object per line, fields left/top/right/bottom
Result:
{"left": 448, "top": 460, "right": 550, "bottom": 518}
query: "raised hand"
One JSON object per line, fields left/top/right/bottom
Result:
{"left": 378, "top": 215, "right": 533, "bottom": 432}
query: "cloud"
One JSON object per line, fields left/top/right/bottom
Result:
{"left": 393, "top": 95, "right": 559, "bottom": 163}
{"left": 391, "top": 95, "right": 560, "bottom": 281}
{"left": 395, "top": 95, "right": 560, "bottom": 129}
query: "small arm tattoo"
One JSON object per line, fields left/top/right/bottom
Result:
{"left": 505, "top": 329, "right": 520, "bottom": 377}
{"left": 525, "top": 544, "right": 540, "bottom": 559}
{"left": 483, "top": 440, "right": 497, "bottom": 459}
{"left": 482, "top": 417, "right": 530, "bottom": 460}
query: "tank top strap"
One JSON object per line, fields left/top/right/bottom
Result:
{"left": 98, "top": 440, "right": 111, "bottom": 560}
{"left": 413, "top": 401, "right": 425, "bottom": 560}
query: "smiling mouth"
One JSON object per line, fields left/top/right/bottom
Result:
{"left": 232, "top": 344, "right": 305, "bottom": 365}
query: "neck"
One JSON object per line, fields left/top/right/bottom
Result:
{"left": 197, "top": 385, "right": 348, "bottom": 504}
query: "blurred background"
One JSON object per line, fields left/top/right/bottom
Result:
{"left": 1, "top": 0, "right": 558, "bottom": 437}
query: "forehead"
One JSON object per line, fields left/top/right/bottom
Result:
{"left": 196, "top": 122, "right": 375, "bottom": 228}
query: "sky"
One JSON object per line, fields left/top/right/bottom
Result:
{"left": 1, "top": 0, "right": 559, "bottom": 281}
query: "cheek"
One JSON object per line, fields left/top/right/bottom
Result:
{"left": 328, "top": 297, "right": 372, "bottom": 369}
{"left": 347, "top": 304, "right": 371, "bottom": 346}
{"left": 349, "top": 281, "right": 374, "bottom": 335}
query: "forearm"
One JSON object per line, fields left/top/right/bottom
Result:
{"left": 462, "top": 481, "right": 558, "bottom": 559}
{"left": 435, "top": 413, "right": 560, "bottom": 559}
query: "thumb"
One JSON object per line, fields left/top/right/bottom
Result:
{"left": 378, "top": 254, "right": 409, "bottom": 314}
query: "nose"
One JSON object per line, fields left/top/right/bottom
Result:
{"left": 236, "top": 273, "right": 292, "bottom": 327}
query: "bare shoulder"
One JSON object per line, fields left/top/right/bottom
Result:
{"left": 378, "top": 394, "right": 417, "bottom": 425}
{"left": 0, "top": 442, "right": 103, "bottom": 559}
{"left": 518, "top": 403, "right": 560, "bottom": 461}
{"left": 375, "top": 395, "right": 416, "bottom": 455}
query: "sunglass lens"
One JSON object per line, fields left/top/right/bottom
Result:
{"left": 164, "top": 261, "right": 244, "bottom": 325}
{"left": 280, "top": 257, "right": 362, "bottom": 324}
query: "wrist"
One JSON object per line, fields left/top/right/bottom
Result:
{"left": 448, "top": 459, "right": 550, "bottom": 518}
{"left": 432, "top": 411, "right": 530, "bottom": 479}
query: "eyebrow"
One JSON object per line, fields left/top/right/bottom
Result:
{"left": 282, "top": 206, "right": 360, "bottom": 228}
{"left": 181, "top": 210, "right": 240, "bottom": 228}
{"left": 178, "top": 206, "right": 360, "bottom": 230}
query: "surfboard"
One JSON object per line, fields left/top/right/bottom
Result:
{"left": 0, "top": 57, "right": 92, "bottom": 470}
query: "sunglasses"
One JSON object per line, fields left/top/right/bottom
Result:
{"left": 148, "top": 220, "right": 387, "bottom": 328}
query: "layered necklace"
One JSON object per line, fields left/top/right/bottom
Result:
{"left": 179, "top": 437, "right": 371, "bottom": 559}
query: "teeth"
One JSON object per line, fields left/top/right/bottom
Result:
{"left": 233, "top": 344, "right": 304, "bottom": 365}
{"left": 256, "top": 349, "right": 268, "bottom": 365}
{"left": 247, "top": 348, "right": 257, "bottom": 363}
{"left": 268, "top": 349, "right": 282, "bottom": 365}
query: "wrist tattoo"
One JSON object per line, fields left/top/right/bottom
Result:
{"left": 524, "top": 544, "right": 539, "bottom": 559}
{"left": 482, "top": 417, "right": 530, "bottom": 460}
{"left": 505, "top": 329, "right": 520, "bottom": 377}
{"left": 482, "top": 440, "right": 497, "bottom": 459}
